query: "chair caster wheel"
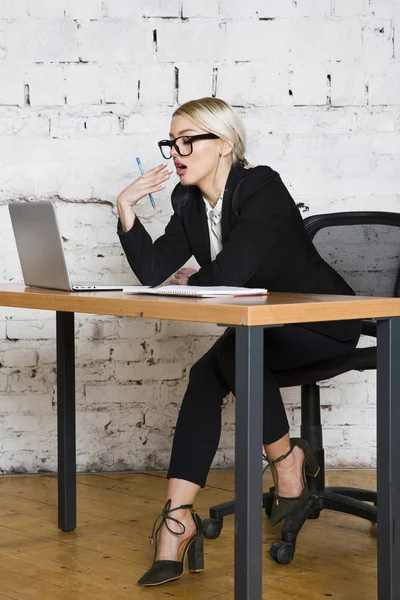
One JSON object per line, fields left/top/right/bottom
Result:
{"left": 269, "top": 541, "right": 295, "bottom": 564}
{"left": 203, "top": 518, "right": 222, "bottom": 539}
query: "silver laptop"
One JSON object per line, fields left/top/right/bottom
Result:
{"left": 9, "top": 202, "right": 124, "bottom": 292}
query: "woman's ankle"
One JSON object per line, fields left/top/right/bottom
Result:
{"left": 276, "top": 446, "right": 304, "bottom": 469}
{"left": 156, "top": 512, "right": 197, "bottom": 561}
{"left": 274, "top": 447, "right": 305, "bottom": 497}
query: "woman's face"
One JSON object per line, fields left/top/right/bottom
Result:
{"left": 168, "top": 114, "right": 231, "bottom": 187}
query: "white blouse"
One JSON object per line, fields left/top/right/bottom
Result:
{"left": 203, "top": 192, "right": 224, "bottom": 261}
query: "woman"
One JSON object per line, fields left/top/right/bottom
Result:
{"left": 116, "top": 97, "right": 361, "bottom": 587}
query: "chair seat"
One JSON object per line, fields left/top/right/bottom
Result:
{"left": 275, "top": 346, "right": 376, "bottom": 388}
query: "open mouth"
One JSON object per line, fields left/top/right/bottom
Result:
{"left": 174, "top": 161, "right": 187, "bottom": 176}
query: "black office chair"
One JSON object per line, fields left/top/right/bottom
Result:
{"left": 203, "top": 211, "right": 400, "bottom": 564}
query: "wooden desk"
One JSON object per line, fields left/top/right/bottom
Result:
{"left": 0, "top": 284, "right": 399, "bottom": 600}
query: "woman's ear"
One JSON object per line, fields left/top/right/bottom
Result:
{"left": 220, "top": 139, "right": 234, "bottom": 158}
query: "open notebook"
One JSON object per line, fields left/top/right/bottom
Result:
{"left": 124, "top": 285, "right": 268, "bottom": 298}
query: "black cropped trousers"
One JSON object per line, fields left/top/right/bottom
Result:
{"left": 167, "top": 324, "right": 359, "bottom": 488}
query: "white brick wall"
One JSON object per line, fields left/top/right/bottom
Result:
{"left": 0, "top": 0, "right": 399, "bottom": 474}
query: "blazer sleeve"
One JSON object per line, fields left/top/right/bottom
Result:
{"left": 188, "top": 168, "right": 290, "bottom": 287}
{"left": 117, "top": 211, "right": 192, "bottom": 286}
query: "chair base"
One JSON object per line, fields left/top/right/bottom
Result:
{"left": 207, "top": 485, "right": 377, "bottom": 527}
{"left": 203, "top": 382, "right": 378, "bottom": 563}
{"left": 204, "top": 486, "right": 377, "bottom": 563}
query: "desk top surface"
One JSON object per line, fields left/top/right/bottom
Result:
{"left": 0, "top": 284, "right": 399, "bottom": 326}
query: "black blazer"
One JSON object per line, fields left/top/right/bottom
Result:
{"left": 118, "top": 163, "right": 361, "bottom": 342}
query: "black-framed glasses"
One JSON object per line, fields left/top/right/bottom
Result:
{"left": 158, "top": 133, "right": 219, "bottom": 159}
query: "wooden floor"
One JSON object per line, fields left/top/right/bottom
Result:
{"left": 0, "top": 469, "right": 376, "bottom": 600}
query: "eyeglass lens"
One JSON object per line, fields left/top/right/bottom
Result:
{"left": 160, "top": 137, "right": 192, "bottom": 159}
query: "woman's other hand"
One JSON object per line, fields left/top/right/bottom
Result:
{"left": 117, "top": 164, "right": 173, "bottom": 232}
{"left": 169, "top": 268, "right": 198, "bottom": 285}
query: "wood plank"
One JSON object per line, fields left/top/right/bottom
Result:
{"left": 0, "top": 284, "right": 399, "bottom": 326}
{"left": 0, "top": 470, "right": 378, "bottom": 600}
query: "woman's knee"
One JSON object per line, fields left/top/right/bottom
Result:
{"left": 185, "top": 350, "right": 231, "bottom": 407}
{"left": 179, "top": 356, "right": 227, "bottom": 418}
{"left": 185, "top": 332, "right": 235, "bottom": 399}
{"left": 215, "top": 335, "right": 235, "bottom": 391}
{"left": 188, "top": 350, "right": 218, "bottom": 386}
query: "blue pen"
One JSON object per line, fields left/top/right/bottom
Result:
{"left": 136, "top": 156, "right": 156, "bottom": 209}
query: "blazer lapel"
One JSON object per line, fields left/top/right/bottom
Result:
{"left": 221, "top": 163, "right": 246, "bottom": 244}
{"left": 186, "top": 187, "right": 211, "bottom": 266}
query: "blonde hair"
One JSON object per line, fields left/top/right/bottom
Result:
{"left": 173, "top": 97, "right": 247, "bottom": 165}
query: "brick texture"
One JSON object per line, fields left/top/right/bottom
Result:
{"left": 0, "top": 0, "right": 398, "bottom": 473}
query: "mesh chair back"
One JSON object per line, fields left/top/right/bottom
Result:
{"left": 303, "top": 212, "right": 400, "bottom": 297}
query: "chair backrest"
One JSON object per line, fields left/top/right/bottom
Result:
{"left": 303, "top": 212, "right": 400, "bottom": 297}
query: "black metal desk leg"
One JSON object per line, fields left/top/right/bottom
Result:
{"left": 234, "top": 325, "right": 264, "bottom": 600}
{"left": 377, "top": 317, "right": 400, "bottom": 600}
{"left": 56, "top": 311, "right": 76, "bottom": 532}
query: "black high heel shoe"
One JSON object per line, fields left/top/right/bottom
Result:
{"left": 137, "top": 499, "right": 204, "bottom": 587}
{"left": 266, "top": 438, "right": 320, "bottom": 527}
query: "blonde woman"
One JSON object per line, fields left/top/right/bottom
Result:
{"left": 116, "top": 98, "right": 360, "bottom": 587}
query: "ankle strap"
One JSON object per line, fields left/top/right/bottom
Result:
{"left": 150, "top": 499, "right": 193, "bottom": 546}
{"left": 265, "top": 445, "right": 293, "bottom": 466}
{"left": 166, "top": 502, "right": 193, "bottom": 512}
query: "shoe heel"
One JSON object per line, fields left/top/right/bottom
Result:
{"left": 187, "top": 533, "right": 204, "bottom": 572}
{"left": 291, "top": 438, "right": 320, "bottom": 478}
{"left": 304, "top": 449, "right": 320, "bottom": 477}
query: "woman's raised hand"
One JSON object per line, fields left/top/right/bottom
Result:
{"left": 117, "top": 164, "right": 173, "bottom": 232}
{"left": 118, "top": 164, "right": 172, "bottom": 208}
